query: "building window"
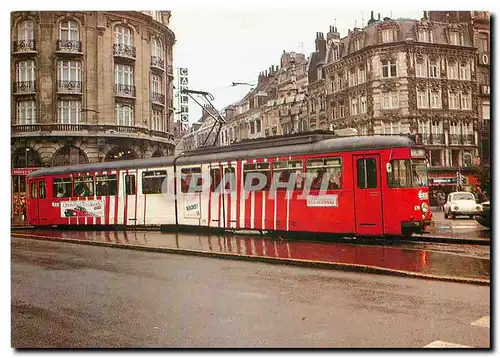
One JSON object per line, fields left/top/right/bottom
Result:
{"left": 417, "top": 89, "right": 428, "bottom": 108}
{"left": 459, "top": 62, "right": 471, "bottom": 80}
{"left": 332, "top": 45, "right": 339, "bottom": 61}
{"left": 57, "top": 60, "right": 81, "bottom": 81}
{"left": 418, "top": 30, "right": 432, "bottom": 42}
{"left": 16, "top": 60, "right": 35, "bottom": 82}
{"left": 60, "top": 20, "right": 79, "bottom": 41}
{"left": 151, "top": 38, "right": 164, "bottom": 64}
{"left": 416, "top": 60, "right": 427, "bottom": 77}
{"left": 256, "top": 118, "right": 261, "bottom": 132}
{"left": 418, "top": 120, "right": 430, "bottom": 138}
{"left": 18, "top": 20, "right": 34, "bottom": 41}
{"left": 430, "top": 149, "right": 442, "bottom": 166}
{"left": 429, "top": 60, "right": 439, "bottom": 78}
{"left": 115, "top": 26, "right": 133, "bottom": 46}
{"left": 382, "top": 121, "right": 401, "bottom": 135}
{"left": 478, "top": 33, "right": 489, "bottom": 53}
{"left": 151, "top": 74, "right": 163, "bottom": 94}
{"left": 382, "top": 91, "right": 398, "bottom": 109}
{"left": 482, "top": 104, "right": 490, "bottom": 119}
{"left": 350, "top": 98, "right": 358, "bottom": 115}
{"left": 115, "top": 64, "right": 134, "bottom": 86}
{"left": 449, "top": 91, "right": 460, "bottom": 109}
{"left": 349, "top": 70, "right": 357, "bottom": 87}
{"left": 449, "top": 31, "right": 462, "bottom": 45}
{"left": 358, "top": 67, "right": 366, "bottom": 83}
{"left": 381, "top": 29, "right": 395, "bottom": 43}
{"left": 460, "top": 91, "right": 471, "bottom": 110}
{"left": 360, "top": 96, "right": 367, "bottom": 114}
{"left": 151, "top": 108, "right": 164, "bottom": 131}
{"left": 430, "top": 90, "right": 442, "bottom": 109}
{"left": 58, "top": 100, "right": 81, "bottom": 124}
{"left": 339, "top": 103, "right": 345, "bottom": 118}
{"left": 317, "top": 67, "right": 322, "bottom": 80}
{"left": 447, "top": 61, "right": 459, "bottom": 79}
{"left": 17, "top": 100, "right": 36, "bottom": 125}
{"left": 359, "top": 125, "right": 369, "bottom": 136}
{"left": 381, "top": 59, "right": 396, "bottom": 78}
{"left": 116, "top": 103, "right": 134, "bottom": 126}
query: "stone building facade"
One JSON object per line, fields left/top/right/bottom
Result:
{"left": 11, "top": 11, "right": 175, "bottom": 222}
{"left": 322, "top": 13, "right": 480, "bottom": 193}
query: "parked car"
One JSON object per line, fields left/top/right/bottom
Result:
{"left": 444, "top": 191, "right": 483, "bottom": 219}
{"left": 475, "top": 201, "right": 490, "bottom": 228}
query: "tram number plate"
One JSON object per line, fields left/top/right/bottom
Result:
{"left": 306, "top": 195, "right": 338, "bottom": 208}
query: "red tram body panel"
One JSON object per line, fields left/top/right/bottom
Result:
{"left": 26, "top": 134, "right": 432, "bottom": 237}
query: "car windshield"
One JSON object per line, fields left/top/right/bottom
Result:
{"left": 453, "top": 193, "right": 475, "bottom": 201}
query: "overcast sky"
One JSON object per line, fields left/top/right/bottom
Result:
{"left": 169, "top": 8, "right": 426, "bottom": 123}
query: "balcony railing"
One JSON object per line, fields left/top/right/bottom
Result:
{"left": 421, "top": 134, "right": 430, "bottom": 144}
{"left": 151, "top": 92, "right": 165, "bottom": 105}
{"left": 57, "top": 40, "right": 82, "bottom": 53}
{"left": 57, "top": 80, "right": 83, "bottom": 93}
{"left": 113, "top": 43, "right": 136, "bottom": 59}
{"left": 13, "top": 39, "right": 36, "bottom": 52}
{"left": 115, "top": 84, "right": 136, "bottom": 98}
{"left": 462, "top": 134, "right": 474, "bottom": 145}
{"left": 11, "top": 123, "right": 174, "bottom": 142}
{"left": 151, "top": 56, "right": 165, "bottom": 69}
{"left": 13, "top": 81, "right": 36, "bottom": 94}
{"left": 430, "top": 133, "right": 444, "bottom": 145}
{"left": 449, "top": 134, "right": 461, "bottom": 145}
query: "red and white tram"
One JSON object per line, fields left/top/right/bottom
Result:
{"left": 26, "top": 133, "right": 432, "bottom": 237}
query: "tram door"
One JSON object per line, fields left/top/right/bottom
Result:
{"left": 353, "top": 155, "right": 383, "bottom": 235}
{"left": 28, "top": 180, "right": 39, "bottom": 225}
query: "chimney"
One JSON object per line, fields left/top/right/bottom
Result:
{"left": 327, "top": 25, "right": 340, "bottom": 40}
{"left": 368, "top": 10, "right": 376, "bottom": 25}
{"left": 378, "top": 13, "right": 381, "bottom": 21}
{"left": 315, "top": 31, "right": 326, "bottom": 57}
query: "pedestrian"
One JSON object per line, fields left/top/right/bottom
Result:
{"left": 437, "top": 191, "right": 446, "bottom": 211}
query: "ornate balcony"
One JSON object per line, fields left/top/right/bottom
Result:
{"left": 13, "top": 39, "right": 36, "bottom": 53}
{"left": 421, "top": 134, "right": 430, "bottom": 144}
{"left": 449, "top": 134, "right": 461, "bottom": 145}
{"left": 151, "top": 56, "right": 165, "bottom": 70}
{"left": 113, "top": 43, "right": 136, "bottom": 59}
{"left": 57, "top": 80, "right": 83, "bottom": 94}
{"left": 151, "top": 92, "right": 165, "bottom": 105}
{"left": 56, "top": 40, "right": 82, "bottom": 53}
{"left": 462, "top": 134, "right": 474, "bottom": 145}
{"left": 13, "top": 81, "right": 36, "bottom": 94}
{"left": 115, "top": 84, "right": 136, "bottom": 98}
{"left": 11, "top": 123, "right": 174, "bottom": 144}
{"left": 430, "top": 133, "right": 444, "bottom": 145}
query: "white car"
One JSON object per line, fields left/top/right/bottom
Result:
{"left": 444, "top": 191, "right": 483, "bottom": 219}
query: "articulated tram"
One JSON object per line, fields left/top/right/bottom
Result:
{"left": 26, "top": 133, "right": 432, "bottom": 237}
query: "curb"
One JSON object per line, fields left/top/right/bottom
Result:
{"left": 412, "top": 235, "right": 490, "bottom": 245}
{"left": 11, "top": 232, "right": 490, "bottom": 286}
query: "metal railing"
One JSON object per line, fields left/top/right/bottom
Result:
{"left": 13, "top": 39, "right": 36, "bottom": 52}
{"left": 151, "top": 92, "right": 165, "bottom": 104}
{"left": 113, "top": 43, "right": 136, "bottom": 59}
{"left": 151, "top": 56, "right": 165, "bottom": 69}
{"left": 115, "top": 84, "right": 136, "bottom": 97}
{"left": 57, "top": 80, "right": 83, "bottom": 93}
{"left": 57, "top": 39, "right": 82, "bottom": 52}
{"left": 430, "top": 133, "right": 444, "bottom": 145}
{"left": 13, "top": 81, "right": 36, "bottom": 94}
{"left": 11, "top": 123, "right": 174, "bottom": 142}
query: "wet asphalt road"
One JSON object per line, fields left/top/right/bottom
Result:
{"left": 11, "top": 237, "right": 490, "bottom": 348}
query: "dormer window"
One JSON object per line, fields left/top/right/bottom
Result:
{"left": 332, "top": 45, "right": 340, "bottom": 61}
{"left": 381, "top": 29, "right": 396, "bottom": 43}
{"left": 418, "top": 29, "right": 432, "bottom": 42}
{"left": 352, "top": 37, "right": 363, "bottom": 52}
{"left": 449, "top": 31, "right": 463, "bottom": 45}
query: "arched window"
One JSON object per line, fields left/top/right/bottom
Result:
{"left": 60, "top": 20, "right": 79, "bottom": 41}
{"left": 105, "top": 147, "right": 138, "bottom": 161}
{"left": 52, "top": 146, "right": 88, "bottom": 166}
{"left": 18, "top": 20, "right": 34, "bottom": 41}
{"left": 115, "top": 26, "right": 133, "bottom": 46}
{"left": 152, "top": 38, "right": 164, "bottom": 59}
{"left": 12, "top": 147, "right": 42, "bottom": 168}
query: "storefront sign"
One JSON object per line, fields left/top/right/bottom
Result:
{"left": 12, "top": 168, "right": 39, "bottom": 175}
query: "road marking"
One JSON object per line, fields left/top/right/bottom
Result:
{"left": 471, "top": 316, "right": 490, "bottom": 328}
{"left": 424, "top": 341, "right": 472, "bottom": 348}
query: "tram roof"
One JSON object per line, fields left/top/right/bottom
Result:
{"left": 28, "top": 134, "right": 418, "bottom": 178}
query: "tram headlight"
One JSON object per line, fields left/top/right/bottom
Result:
{"left": 421, "top": 202, "right": 429, "bottom": 214}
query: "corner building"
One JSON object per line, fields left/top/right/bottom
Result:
{"left": 11, "top": 11, "right": 175, "bottom": 223}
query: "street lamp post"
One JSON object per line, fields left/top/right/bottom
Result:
{"left": 25, "top": 148, "right": 30, "bottom": 168}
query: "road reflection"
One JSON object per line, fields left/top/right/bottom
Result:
{"left": 13, "top": 230, "right": 489, "bottom": 281}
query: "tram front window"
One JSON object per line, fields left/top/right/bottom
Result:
{"left": 388, "top": 159, "right": 428, "bottom": 188}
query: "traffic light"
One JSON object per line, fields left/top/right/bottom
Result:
{"left": 456, "top": 171, "right": 466, "bottom": 186}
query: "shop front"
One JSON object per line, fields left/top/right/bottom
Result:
{"left": 428, "top": 171, "right": 479, "bottom": 206}
{"left": 11, "top": 168, "right": 39, "bottom": 225}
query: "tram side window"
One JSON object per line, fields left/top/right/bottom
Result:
{"left": 31, "top": 182, "right": 37, "bottom": 199}
{"left": 387, "top": 160, "right": 411, "bottom": 188}
{"left": 224, "top": 167, "right": 236, "bottom": 191}
{"left": 125, "top": 174, "right": 136, "bottom": 195}
{"left": 142, "top": 170, "right": 167, "bottom": 194}
{"left": 96, "top": 174, "right": 118, "bottom": 196}
{"left": 357, "top": 158, "right": 378, "bottom": 189}
{"left": 181, "top": 167, "right": 202, "bottom": 193}
{"left": 243, "top": 162, "right": 271, "bottom": 191}
{"left": 38, "top": 181, "right": 46, "bottom": 199}
{"left": 273, "top": 160, "right": 304, "bottom": 190}
{"left": 74, "top": 176, "right": 94, "bottom": 197}
{"left": 306, "top": 157, "right": 342, "bottom": 190}
{"left": 210, "top": 168, "right": 221, "bottom": 192}
{"left": 53, "top": 178, "right": 72, "bottom": 198}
